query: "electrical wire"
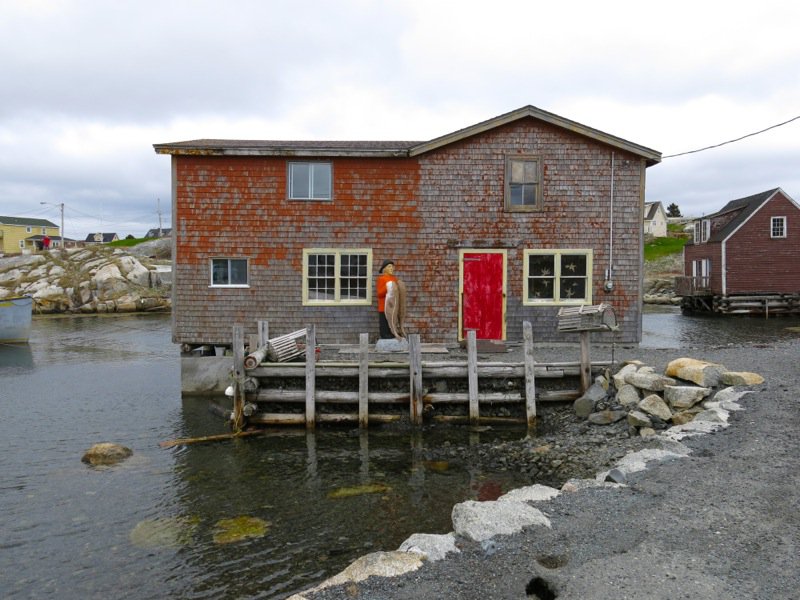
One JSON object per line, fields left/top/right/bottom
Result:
{"left": 663, "top": 114, "right": 800, "bottom": 159}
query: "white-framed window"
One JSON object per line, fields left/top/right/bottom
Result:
{"left": 523, "top": 249, "right": 593, "bottom": 305}
{"left": 693, "top": 219, "right": 711, "bottom": 243}
{"left": 41, "top": 227, "right": 47, "bottom": 234}
{"left": 302, "top": 248, "right": 372, "bottom": 306}
{"left": 288, "top": 162, "right": 332, "bottom": 200}
{"left": 692, "top": 258, "right": 710, "bottom": 289}
{"left": 210, "top": 258, "right": 249, "bottom": 287}
{"left": 771, "top": 216, "right": 787, "bottom": 238}
{"left": 505, "top": 156, "right": 542, "bottom": 211}
{"left": 19, "top": 240, "right": 25, "bottom": 248}
{"left": 26, "top": 226, "right": 32, "bottom": 233}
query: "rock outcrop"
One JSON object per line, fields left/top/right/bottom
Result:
{"left": 0, "top": 243, "right": 170, "bottom": 314}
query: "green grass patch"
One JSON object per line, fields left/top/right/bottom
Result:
{"left": 109, "top": 237, "right": 148, "bottom": 248}
{"left": 644, "top": 236, "right": 687, "bottom": 261}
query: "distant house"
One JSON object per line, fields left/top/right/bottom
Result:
{"left": 0, "top": 216, "right": 60, "bottom": 254}
{"left": 678, "top": 188, "right": 800, "bottom": 313}
{"left": 144, "top": 227, "right": 172, "bottom": 238}
{"left": 85, "top": 233, "right": 119, "bottom": 244}
{"left": 643, "top": 201, "right": 668, "bottom": 237}
{"left": 154, "top": 105, "right": 662, "bottom": 348}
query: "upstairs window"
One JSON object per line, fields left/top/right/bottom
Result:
{"left": 771, "top": 216, "right": 786, "bottom": 238}
{"left": 505, "top": 156, "right": 542, "bottom": 211}
{"left": 693, "top": 219, "right": 711, "bottom": 243}
{"left": 288, "top": 162, "right": 332, "bottom": 200}
{"left": 303, "top": 249, "right": 372, "bottom": 305}
{"left": 523, "top": 249, "right": 593, "bottom": 305}
{"left": 210, "top": 258, "right": 248, "bottom": 287}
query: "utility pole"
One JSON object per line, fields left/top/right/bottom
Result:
{"left": 40, "top": 201, "right": 65, "bottom": 250}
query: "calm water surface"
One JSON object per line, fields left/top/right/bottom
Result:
{"left": 1, "top": 309, "right": 798, "bottom": 599}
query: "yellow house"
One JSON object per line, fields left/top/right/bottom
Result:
{"left": 0, "top": 216, "right": 60, "bottom": 255}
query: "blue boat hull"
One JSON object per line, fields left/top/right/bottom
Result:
{"left": 0, "top": 296, "right": 33, "bottom": 343}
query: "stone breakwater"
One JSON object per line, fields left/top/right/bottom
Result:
{"left": 290, "top": 355, "right": 763, "bottom": 599}
{"left": 0, "top": 243, "right": 171, "bottom": 314}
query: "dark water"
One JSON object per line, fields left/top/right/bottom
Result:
{"left": 0, "top": 315, "right": 528, "bottom": 599}
{"left": 2, "top": 309, "right": 798, "bottom": 599}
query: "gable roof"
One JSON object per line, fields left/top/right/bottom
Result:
{"left": 85, "top": 233, "right": 118, "bottom": 243}
{"left": 644, "top": 201, "right": 664, "bottom": 221}
{"left": 707, "top": 188, "right": 794, "bottom": 243}
{"left": 154, "top": 105, "right": 661, "bottom": 166}
{"left": 0, "top": 216, "right": 58, "bottom": 228}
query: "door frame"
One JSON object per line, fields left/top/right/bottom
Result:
{"left": 458, "top": 248, "right": 507, "bottom": 341}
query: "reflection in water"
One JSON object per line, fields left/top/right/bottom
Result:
{"left": 3, "top": 310, "right": 799, "bottom": 599}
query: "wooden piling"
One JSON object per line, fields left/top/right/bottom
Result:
{"left": 579, "top": 330, "right": 591, "bottom": 393}
{"left": 305, "top": 324, "right": 316, "bottom": 430}
{"left": 232, "top": 325, "right": 246, "bottom": 432}
{"left": 409, "top": 334, "right": 423, "bottom": 425}
{"left": 467, "top": 330, "right": 479, "bottom": 425}
{"left": 358, "top": 333, "right": 369, "bottom": 428}
{"left": 523, "top": 320, "right": 536, "bottom": 426}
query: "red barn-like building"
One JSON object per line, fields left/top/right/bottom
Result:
{"left": 154, "top": 106, "right": 661, "bottom": 348}
{"left": 679, "top": 188, "right": 800, "bottom": 313}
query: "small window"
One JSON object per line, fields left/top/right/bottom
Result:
{"left": 41, "top": 227, "right": 47, "bottom": 234}
{"left": 505, "top": 156, "right": 541, "bottom": 211}
{"left": 771, "top": 216, "right": 786, "bottom": 238}
{"left": 523, "top": 249, "right": 593, "bottom": 305}
{"left": 289, "top": 162, "right": 332, "bottom": 200}
{"left": 26, "top": 226, "right": 32, "bottom": 233}
{"left": 303, "top": 248, "right": 372, "bottom": 305}
{"left": 210, "top": 258, "right": 248, "bottom": 287}
{"left": 19, "top": 240, "right": 25, "bottom": 248}
{"left": 694, "top": 220, "right": 710, "bottom": 243}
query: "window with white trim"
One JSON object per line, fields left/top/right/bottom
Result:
{"left": 288, "top": 162, "right": 332, "bottom": 200}
{"left": 505, "top": 156, "right": 542, "bottom": 211}
{"left": 210, "top": 258, "right": 248, "bottom": 287}
{"left": 302, "top": 249, "right": 372, "bottom": 305}
{"left": 19, "top": 240, "right": 25, "bottom": 248}
{"left": 26, "top": 226, "right": 32, "bottom": 233}
{"left": 693, "top": 219, "right": 711, "bottom": 243}
{"left": 771, "top": 216, "right": 786, "bottom": 238}
{"left": 523, "top": 249, "right": 593, "bottom": 305}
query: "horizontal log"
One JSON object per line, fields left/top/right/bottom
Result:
{"left": 247, "top": 412, "right": 402, "bottom": 425}
{"left": 255, "top": 389, "right": 408, "bottom": 404}
{"left": 249, "top": 361, "right": 607, "bottom": 379}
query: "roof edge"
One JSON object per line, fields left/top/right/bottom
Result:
{"left": 408, "top": 105, "right": 662, "bottom": 165}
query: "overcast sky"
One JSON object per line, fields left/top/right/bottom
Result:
{"left": 2, "top": 0, "right": 799, "bottom": 240}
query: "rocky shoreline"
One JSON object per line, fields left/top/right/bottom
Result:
{"left": 0, "top": 238, "right": 171, "bottom": 314}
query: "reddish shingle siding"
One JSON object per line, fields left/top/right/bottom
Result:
{"left": 725, "top": 193, "right": 800, "bottom": 294}
{"left": 172, "top": 118, "right": 648, "bottom": 345}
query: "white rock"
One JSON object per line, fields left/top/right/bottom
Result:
{"left": 664, "top": 385, "right": 712, "bottom": 409}
{"left": 638, "top": 394, "right": 673, "bottom": 421}
{"left": 498, "top": 484, "right": 560, "bottom": 504}
{"left": 451, "top": 499, "right": 550, "bottom": 542}
{"left": 398, "top": 532, "right": 459, "bottom": 562}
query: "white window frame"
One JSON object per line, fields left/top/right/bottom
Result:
{"left": 19, "top": 240, "right": 25, "bottom": 249}
{"left": 523, "top": 249, "right": 593, "bottom": 306}
{"left": 26, "top": 226, "right": 32, "bottom": 233}
{"left": 288, "top": 161, "right": 332, "bottom": 200}
{"left": 209, "top": 258, "right": 249, "bottom": 288}
{"left": 505, "top": 155, "right": 542, "bottom": 212}
{"left": 770, "top": 216, "right": 787, "bottom": 238}
{"left": 302, "top": 248, "right": 372, "bottom": 306}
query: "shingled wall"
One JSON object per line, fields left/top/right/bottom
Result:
{"left": 171, "top": 118, "right": 647, "bottom": 347}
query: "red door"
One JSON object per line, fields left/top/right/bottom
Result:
{"left": 461, "top": 251, "right": 505, "bottom": 340}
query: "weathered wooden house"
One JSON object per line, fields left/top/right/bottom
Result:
{"left": 154, "top": 105, "right": 661, "bottom": 349}
{"left": 678, "top": 188, "right": 800, "bottom": 313}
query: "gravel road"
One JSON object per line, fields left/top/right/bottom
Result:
{"left": 304, "top": 337, "right": 800, "bottom": 600}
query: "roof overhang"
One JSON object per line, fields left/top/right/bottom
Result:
{"left": 408, "top": 105, "right": 662, "bottom": 166}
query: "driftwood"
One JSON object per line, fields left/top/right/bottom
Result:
{"left": 159, "top": 429, "right": 268, "bottom": 448}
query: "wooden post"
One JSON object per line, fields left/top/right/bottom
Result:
{"left": 523, "top": 321, "right": 537, "bottom": 427}
{"left": 258, "top": 320, "right": 269, "bottom": 347}
{"left": 409, "top": 334, "right": 423, "bottom": 425}
{"left": 232, "top": 325, "right": 245, "bottom": 432}
{"left": 467, "top": 330, "right": 479, "bottom": 426}
{"left": 305, "top": 324, "right": 316, "bottom": 430}
{"left": 579, "top": 330, "right": 591, "bottom": 393}
{"left": 358, "top": 333, "right": 369, "bottom": 428}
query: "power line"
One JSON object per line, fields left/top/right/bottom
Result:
{"left": 663, "top": 114, "right": 800, "bottom": 159}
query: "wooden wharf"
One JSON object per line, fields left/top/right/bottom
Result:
{"left": 227, "top": 318, "right": 614, "bottom": 432}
